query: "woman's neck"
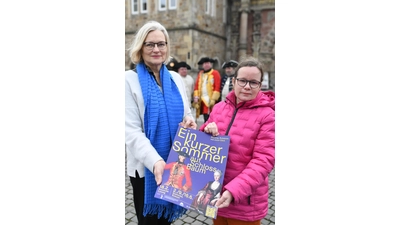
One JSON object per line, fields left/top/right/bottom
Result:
{"left": 144, "top": 63, "right": 161, "bottom": 85}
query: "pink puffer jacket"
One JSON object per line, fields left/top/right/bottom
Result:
{"left": 200, "top": 91, "right": 275, "bottom": 221}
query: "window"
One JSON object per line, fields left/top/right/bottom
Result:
{"left": 159, "top": 0, "right": 177, "bottom": 11}
{"left": 223, "top": 0, "right": 227, "bottom": 23}
{"left": 131, "top": 0, "right": 148, "bottom": 14}
{"left": 141, "top": 0, "right": 148, "bottom": 13}
{"left": 261, "top": 72, "right": 269, "bottom": 91}
{"left": 211, "top": 0, "right": 215, "bottom": 17}
{"left": 131, "top": 0, "right": 138, "bottom": 15}
{"left": 206, "top": 0, "right": 210, "bottom": 14}
{"left": 206, "top": 0, "right": 215, "bottom": 16}
{"left": 159, "top": 0, "right": 166, "bottom": 11}
{"left": 169, "top": 0, "right": 176, "bottom": 9}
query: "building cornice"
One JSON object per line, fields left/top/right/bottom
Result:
{"left": 125, "top": 26, "right": 227, "bottom": 41}
{"left": 250, "top": 5, "right": 274, "bottom": 10}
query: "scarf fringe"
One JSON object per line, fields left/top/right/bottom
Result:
{"left": 143, "top": 204, "right": 187, "bottom": 222}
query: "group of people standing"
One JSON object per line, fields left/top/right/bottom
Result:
{"left": 125, "top": 20, "right": 275, "bottom": 225}
{"left": 169, "top": 56, "right": 241, "bottom": 124}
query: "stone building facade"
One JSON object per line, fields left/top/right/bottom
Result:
{"left": 125, "top": 0, "right": 275, "bottom": 90}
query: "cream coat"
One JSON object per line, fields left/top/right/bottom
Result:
{"left": 125, "top": 69, "right": 194, "bottom": 178}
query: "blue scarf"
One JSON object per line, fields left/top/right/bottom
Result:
{"left": 137, "top": 62, "right": 187, "bottom": 221}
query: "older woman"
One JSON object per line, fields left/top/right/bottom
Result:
{"left": 125, "top": 21, "right": 197, "bottom": 225}
{"left": 202, "top": 57, "right": 275, "bottom": 225}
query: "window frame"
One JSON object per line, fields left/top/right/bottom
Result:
{"left": 211, "top": 0, "right": 215, "bottom": 17}
{"left": 223, "top": 0, "right": 226, "bottom": 23}
{"left": 206, "top": 0, "right": 215, "bottom": 16}
{"left": 159, "top": 0, "right": 166, "bottom": 11}
{"left": 169, "top": 0, "right": 177, "bottom": 9}
{"left": 141, "top": 0, "right": 148, "bottom": 13}
{"left": 131, "top": 0, "right": 139, "bottom": 15}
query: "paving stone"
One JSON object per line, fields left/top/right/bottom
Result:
{"left": 182, "top": 216, "right": 195, "bottom": 223}
{"left": 204, "top": 218, "right": 213, "bottom": 224}
{"left": 172, "top": 219, "right": 184, "bottom": 225}
{"left": 126, "top": 162, "right": 275, "bottom": 225}
{"left": 192, "top": 220, "right": 208, "bottom": 225}
{"left": 125, "top": 212, "right": 134, "bottom": 218}
{"left": 187, "top": 210, "right": 200, "bottom": 217}
{"left": 126, "top": 206, "right": 135, "bottom": 212}
{"left": 195, "top": 214, "right": 207, "bottom": 221}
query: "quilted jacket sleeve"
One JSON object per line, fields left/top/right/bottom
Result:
{"left": 224, "top": 109, "right": 275, "bottom": 204}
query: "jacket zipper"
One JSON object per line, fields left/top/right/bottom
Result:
{"left": 224, "top": 105, "right": 243, "bottom": 135}
{"left": 225, "top": 103, "right": 250, "bottom": 204}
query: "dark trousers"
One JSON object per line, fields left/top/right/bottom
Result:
{"left": 130, "top": 171, "right": 171, "bottom": 225}
{"left": 203, "top": 113, "right": 209, "bottom": 122}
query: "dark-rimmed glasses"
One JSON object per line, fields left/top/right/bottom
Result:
{"left": 143, "top": 41, "right": 167, "bottom": 50}
{"left": 235, "top": 78, "right": 261, "bottom": 89}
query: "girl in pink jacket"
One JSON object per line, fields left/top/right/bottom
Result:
{"left": 201, "top": 56, "right": 275, "bottom": 225}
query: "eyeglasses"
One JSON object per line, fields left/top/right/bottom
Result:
{"left": 235, "top": 78, "right": 261, "bottom": 89}
{"left": 143, "top": 41, "right": 167, "bottom": 50}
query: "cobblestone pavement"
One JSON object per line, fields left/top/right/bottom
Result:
{"left": 125, "top": 168, "right": 275, "bottom": 225}
{"left": 126, "top": 116, "right": 275, "bottom": 225}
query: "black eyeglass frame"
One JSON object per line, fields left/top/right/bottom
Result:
{"left": 143, "top": 41, "right": 168, "bottom": 50}
{"left": 235, "top": 78, "right": 262, "bottom": 89}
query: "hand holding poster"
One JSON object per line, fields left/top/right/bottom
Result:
{"left": 154, "top": 125, "right": 230, "bottom": 219}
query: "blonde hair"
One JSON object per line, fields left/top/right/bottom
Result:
{"left": 128, "top": 21, "right": 171, "bottom": 64}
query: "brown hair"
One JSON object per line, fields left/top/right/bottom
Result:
{"left": 234, "top": 56, "right": 264, "bottom": 82}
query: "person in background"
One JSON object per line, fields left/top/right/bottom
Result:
{"left": 130, "top": 62, "right": 136, "bottom": 70}
{"left": 125, "top": 20, "right": 197, "bottom": 225}
{"left": 201, "top": 56, "right": 275, "bottom": 225}
{"left": 175, "top": 61, "right": 194, "bottom": 112}
{"left": 166, "top": 58, "right": 178, "bottom": 71}
{"left": 219, "top": 60, "right": 238, "bottom": 102}
{"left": 193, "top": 57, "right": 221, "bottom": 123}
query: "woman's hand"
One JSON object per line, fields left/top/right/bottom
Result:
{"left": 215, "top": 190, "right": 233, "bottom": 208}
{"left": 204, "top": 122, "right": 219, "bottom": 136}
{"left": 180, "top": 115, "right": 197, "bottom": 129}
{"left": 153, "top": 159, "right": 166, "bottom": 185}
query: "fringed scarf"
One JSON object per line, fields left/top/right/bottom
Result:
{"left": 137, "top": 62, "right": 187, "bottom": 221}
